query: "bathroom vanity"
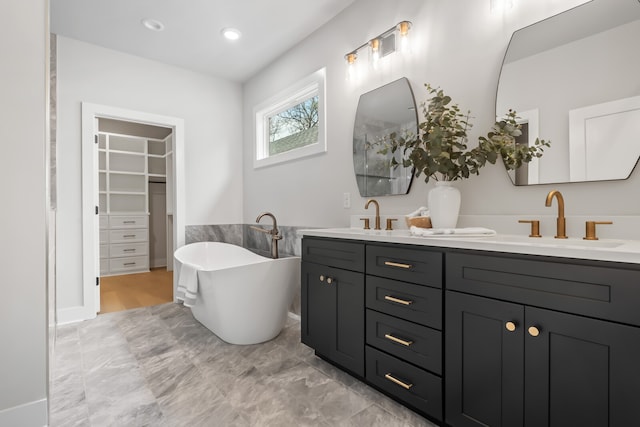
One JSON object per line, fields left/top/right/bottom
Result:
{"left": 299, "top": 229, "right": 640, "bottom": 427}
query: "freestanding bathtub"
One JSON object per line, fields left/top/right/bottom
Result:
{"left": 173, "top": 241, "right": 300, "bottom": 345}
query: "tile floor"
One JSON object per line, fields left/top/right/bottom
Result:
{"left": 50, "top": 303, "right": 437, "bottom": 426}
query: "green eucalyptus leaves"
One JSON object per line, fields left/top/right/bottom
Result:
{"left": 380, "top": 84, "right": 550, "bottom": 182}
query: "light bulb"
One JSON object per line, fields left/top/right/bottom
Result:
{"left": 397, "top": 21, "right": 412, "bottom": 54}
{"left": 369, "top": 38, "right": 380, "bottom": 69}
{"left": 345, "top": 53, "right": 357, "bottom": 81}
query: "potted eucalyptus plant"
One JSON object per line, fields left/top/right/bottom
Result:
{"left": 380, "top": 84, "right": 550, "bottom": 228}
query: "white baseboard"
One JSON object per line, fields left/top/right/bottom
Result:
{"left": 150, "top": 258, "right": 167, "bottom": 269}
{"left": 57, "top": 305, "right": 96, "bottom": 325}
{"left": 0, "top": 398, "right": 47, "bottom": 427}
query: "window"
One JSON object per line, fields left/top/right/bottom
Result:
{"left": 254, "top": 68, "right": 326, "bottom": 168}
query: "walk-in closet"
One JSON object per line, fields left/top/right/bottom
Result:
{"left": 97, "top": 118, "right": 174, "bottom": 312}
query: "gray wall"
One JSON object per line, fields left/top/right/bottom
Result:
{"left": 242, "top": 0, "right": 640, "bottom": 239}
{"left": 0, "top": 1, "right": 48, "bottom": 425}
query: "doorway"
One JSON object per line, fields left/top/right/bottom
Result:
{"left": 82, "top": 103, "right": 185, "bottom": 318}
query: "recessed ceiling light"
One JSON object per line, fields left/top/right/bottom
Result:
{"left": 141, "top": 18, "right": 165, "bottom": 32}
{"left": 221, "top": 28, "right": 242, "bottom": 41}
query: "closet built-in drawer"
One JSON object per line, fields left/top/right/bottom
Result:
{"left": 366, "top": 245, "right": 442, "bottom": 287}
{"left": 109, "top": 229, "right": 148, "bottom": 244}
{"left": 100, "top": 259, "right": 108, "bottom": 275}
{"left": 447, "top": 252, "right": 640, "bottom": 327}
{"left": 109, "top": 256, "right": 149, "bottom": 273}
{"left": 366, "top": 310, "right": 441, "bottom": 375}
{"left": 366, "top": 346, "right": 442, "bottom": 421}
{"left": 99, "top": 230, "right": 108, "bottom": 242}
{"left": 109, "top": 242, "right": 148, "bottom": 258}
{"left": 302, "top": 237, "right": 364, "bottom": 272}
{"left": 108, "top": 215, "right": 148, "bottom": 229}
{"left": 366, "top": 275, "right": 442, "bottom": 329}
{"left": 99, "top": 215, "right": 108, "bottom": 229}
{"left": 100, "top": 244, "right": 109, "bottom": 259}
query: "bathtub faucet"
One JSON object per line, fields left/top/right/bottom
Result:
{"left": 251, "top": 212, "right": 282, "bottom": 259}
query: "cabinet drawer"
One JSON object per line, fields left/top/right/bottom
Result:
{"left": 109, "top": 215, "right": 148, "bottom": 229}
{"left": 99, "top": 229, "right": 108, "bottom": 242}
{"left": 367, "top": 245, "right": 442, "bottom": 287}
{"left": 366, "top": 276, "right": 442, "bottom": 329}
{"left": 302, "top": 237, "right": 364, "bottom": 272}
{"left": 100, "top": 244, "right": 109, "bottom": 259}
{"left": 100, "top": 259, "right": 109, "bottom": 275}
{"left": 366, "top": 310, "right": 441, "bottom": 375}
{"left": 110, "top": 242, "right": 148, "bottom": 258}
{"left": 447, "top": 252, "right": 640, "bottom": 327}
{"left": 366, "top": 346, "right": 442, "bottom": 421}
{"left": 109, "top": 229, "right": 148, "bottom": 243}
{"left": 109, "top": 256, "right": 149, "bottom": 273}
{"left": 99, "top": 215, "right": 108, "bottom": 229}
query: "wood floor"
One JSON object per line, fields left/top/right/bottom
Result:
{"left": 99, "top": 268, "right": 174, "bottom": 314}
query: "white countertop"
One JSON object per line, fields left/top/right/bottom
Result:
{"left": 298, "top": 228, "right": 640, "bottom": 265}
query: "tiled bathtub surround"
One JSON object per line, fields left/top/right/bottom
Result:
{"left": 185, "top": 224, "right": 313, "bottom": 315}
{"left": 185, "top": 224, "right": 244, "bottom": 247}
{"left": 50, "top": 303, "right": 434, "bottom": 427}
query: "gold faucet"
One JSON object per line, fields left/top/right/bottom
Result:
{"left": 545, "top": 190, "right": 567, "bottom": 239}
{"left": 365, "top": 199, "right": 381, "bottom": 230}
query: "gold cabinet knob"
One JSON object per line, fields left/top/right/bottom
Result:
{"left": 528, "top": 326, "right": 540, "bottom": 337}
{"left": 326, "top": 277, "right": 333, "bottom": 284}
{"left": 505, "top": 321, "right": 517, "bottom": 332}
{"left": 319, "top": 275, "right": 325, "bottom": 282}
{"left": 584, "top": 221, "right": 612, "bottom": 240}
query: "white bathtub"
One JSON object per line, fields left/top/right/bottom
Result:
{"left": 174, "top": 242, "right": 300, "bottom": 345}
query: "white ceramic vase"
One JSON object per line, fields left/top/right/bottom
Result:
{"left": 428, "top": 181, "right": 461, "bottom": 229}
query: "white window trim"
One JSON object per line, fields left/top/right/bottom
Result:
{"left": 254, "top": 68, "right": 326, "bottom": 169}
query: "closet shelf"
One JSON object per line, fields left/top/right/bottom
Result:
{"left": 109, "top": 190, "right": 146, "bottom": 195}
{"left": 109, "top": 171, "right": 146, "bottom": 176}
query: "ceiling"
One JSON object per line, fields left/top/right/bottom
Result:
{"left": 50, "top": 0, "right": 356, "bottom": 83}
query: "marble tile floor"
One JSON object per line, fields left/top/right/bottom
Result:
{"left": 50, "top": 303, "right": 437, "bottom": 427}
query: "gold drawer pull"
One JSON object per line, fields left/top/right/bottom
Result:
{"left": 123, "top": 234, "right": 136, "bottom": 238}
{"left": 384, "top": 333, "right": 413, "bottom": 347}
{"left": 384, "top": 261, "right": 412, "bottom": 269}
{"left": 123, "top": 248, "right": 136, "bottom": 252}
{"left": 384, "top": 295, "right": 413, "bottom": 306}
{"left": 124, "top": 262, "right": 136, "bottom": 266}
{"left": 123, "top": 220, "right": 136, "bottom": 224}
{"left": 384, "top": 373, "right": 413, "bottom": 390}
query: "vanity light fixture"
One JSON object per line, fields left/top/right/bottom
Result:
{"left": 344, "top": 20, "right": 412, "bottom": 79}
{"left": 345, "top": 52, "right": 357, "bottom": 80}
{"left": 221, "top": 27, "right": 242, "bottom": 41}
{"left": 397, "top": 20, "right": 412, "bottom": 53}
{"left": 141, "top": 18, "right": 165, "bottom": 32}
{"left": 369, "top": 38, "right": 381, "bottom": 69}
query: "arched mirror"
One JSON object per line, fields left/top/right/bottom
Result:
{"left": 353, "top": 78, "right": 417, "bottom": 196}
{"left": 497, "top": 0, "right": 640, "bottom": 185}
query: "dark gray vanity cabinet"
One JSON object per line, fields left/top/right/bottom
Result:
{"left": 364, "top": 244, "right": 444, "bottom": 422}
{"left": 301, "top": 238, "right": 365, "bottom": 376}
{"left": 445, "top": 252, "right": 640, "bottom": 427}
{"left": 301, "top": 237, "right": 445, "bottom": 422}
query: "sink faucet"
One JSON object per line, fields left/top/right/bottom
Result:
{"left": 251, "top": 212, "right": 282, "bottom": 258}
{"left": 545, "top": 190, "right": 567, "bottom": 239}
{"left": 365, "top": 199, "right": 381, "bottom": 230}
